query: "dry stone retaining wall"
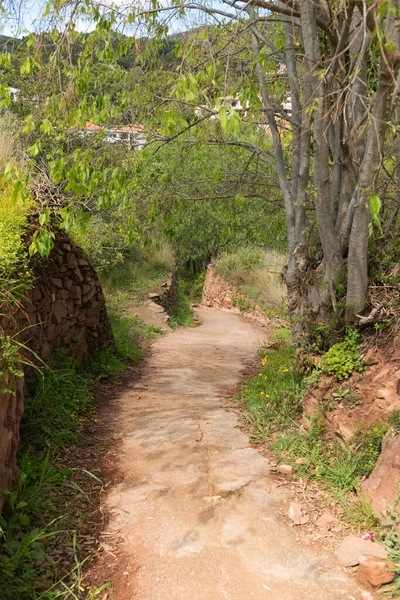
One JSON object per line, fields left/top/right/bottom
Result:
{"left": 201, "top": 264, "right": 272, "bottom": 328}
{"left": 0, "top": 230, "right": 113, "bottom": 510}
{"left": 147, "top": 271, "right": 179, "bottom": 318}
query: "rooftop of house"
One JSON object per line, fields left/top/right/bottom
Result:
{"left": 81, "top": 121, "right": 146, "bottom": 134}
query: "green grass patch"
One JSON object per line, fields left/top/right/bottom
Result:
{"left": 239, "top": 330, "right": 387, "bottom": 531}
{"left": 170, "top": 281, "right": 194, "bottom": 328}
{"left": 101, "top": 246, "right": 174, "bottom": 311}
{"left": 0, "top": 183, "right": 33, "bottom": 299}
{"left": 89, "top": 310, "right": 163, "bottom": 379}
{"left": 240, "top": 343, "right": 303, "bottom": 439}
{"left": 216, "top": 247, "right": 287, "bottom": 315}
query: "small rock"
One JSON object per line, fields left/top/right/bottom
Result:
{"left": 51, "top": 278, "right": 63, "bottom": 289}
{"left": 148, "top": 292, "right": 160, "bottom": 299}
{"left": 295, "top": 457, "right": 308, "bottom": 465}
{"left": 288, "top": 503, "right": 308, "bottom": 525}
{"left": 278, "top": 464, "right": 293, "bottom": 475}
{"left": 361, "top": 591, "right": 374, "bottom": 600}
{"left": 365, "top": 348, "right": 379, "bottom": 365}
{"left": 148, "top": 302, "right": 165, "bottom": 314}
{"left": 362, "top": 433, "right": 400, "bottom": 519}
{"left": 335, "top": 535, "right": 388, "bottom": 567}
{"left": 357, "top": 554, "right": 395, "bottom": 587}
{"left": 316, "top": 512, "right": 336, "bottom": 529}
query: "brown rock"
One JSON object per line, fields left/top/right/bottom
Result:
{"left": 295, "top": 457, "right": 308, "bottom": 465}
{"left": 335, "top": 536, "right": 387, "bottom": 567}
{"left": 78, "top": 258, "right": 89, "bottom": 266}
{"left": 361, "top": 433, "right": 400, "bottom": 519}
{"left": 66, "top": 299, "right": 75, "bottom": 316}
{"left": 278, "top": 464, "right": 293, "bottom": 475}
{"left": 361, "top": 592, "right": 374, "bottom": 600}
{"left": 148, "top": 302, "right": 165, "bottom": 314}
{"left": 303, "top": 393, "right": 319, "bottom": 418}
{"left": 66, "top": 253, "right": 78, "bottom": 269}
{"left": 72, "top": 267, "right": 84, "bottom": 283}
{"left": 316, "top": 512, "right": 336, "bottom": 529}
{"left": 288, "top": 503, "right": 308, "bottom": 525}
{"left": 149, "top": 292, "right": 161, "bottom": 299}
{"left": 51, "top": 278, "right": 63, "bottom": 289}
{"left": 83, "top": 287, "right": 96, "bottom": 304}
{"left": 86, "top": 316, "right": 99, "bottom": 327}
{"left": 57, "top": 289, "right": 69, "bottom": 299}
{"left": 30, "top": 288, "right": 42, "bottom": 301}
{"left": 52, "top": 300, "right": 68, "bottom": 324}
{"left": 357, "top": 554, "right": 395, "bottom": 587}
{"left": 365, "top": 348, "right": 380, "bottom": 366}
{"left": 70, "top": 286, "right": 82, "bottom": 300}
{"left": 63, "top": 278, "right": 73, "bottom": 290}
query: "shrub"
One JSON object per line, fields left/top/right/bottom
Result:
{"left": 322, "top": 328, "right": 366, "bottom": 380}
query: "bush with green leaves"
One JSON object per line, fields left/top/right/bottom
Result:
{"left": 322, "top": 329, "right": 366, "bottom": 381}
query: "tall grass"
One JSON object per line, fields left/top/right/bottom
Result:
{"left": 216, "top": 247, "right": 287, "bottom": 314}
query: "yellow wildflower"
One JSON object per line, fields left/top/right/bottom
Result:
{"left": 261, "top": 355, "right": 268, "bottom": 367}
{"left": 265, "top": 394, "right": 270, "bottom": 398}
{"left": 282, "top": 368, "right": 289, "bottom": 373}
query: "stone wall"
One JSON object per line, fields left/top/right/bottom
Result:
{"left": 147, "top": 271, "right": 179, "bottom": 321}
{"left": 0, "top": 230, "right": 113, "bottom": 510}
{"left": 201, "top": 264, "right": 272, "bottom": 328}
{"left": 157, "top": 271, "right": 179, "bottom": 315}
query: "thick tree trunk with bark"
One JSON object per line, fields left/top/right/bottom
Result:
{"left": 257, "top": 0, "right": 400, "bottom": 338}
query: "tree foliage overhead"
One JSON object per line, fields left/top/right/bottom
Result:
{"left": 0, "top": 0, "right": 399, "bottom": 337}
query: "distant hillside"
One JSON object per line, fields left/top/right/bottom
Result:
{"left": 0, "top": 34, "right": 22, "bottom": 51}
{"left": 0, "top": 29, "right": 183, "bottom": 71}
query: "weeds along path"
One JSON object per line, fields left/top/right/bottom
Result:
{"left": 95, "top": 308, "right": 361, "bottom": 600}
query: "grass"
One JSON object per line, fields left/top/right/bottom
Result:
{"left": 102, "top": 252, "right": 198, "bottom": 331}
{"left": 239, "top": 330, "right": 388, "bottom": 532}
{"left": 169, "top": 277, "right": 195, "bottom": 328}
{"left": 0, "top": 308, "right": 159, "bottom": 599}
{"left": 0, "top": 114, "right": 32, "bottom": 297}
{"left": 101, "top": 245, "right": 174, "bottom": 307}
{"left": 0, "top": 183, "right": 32, "bottom": 297}
{"left": 216, "top": 247, "right": 287, "bottom": 316}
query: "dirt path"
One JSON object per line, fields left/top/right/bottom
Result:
{"left": 97, "top": 308, "right": 364, "bottom": 600}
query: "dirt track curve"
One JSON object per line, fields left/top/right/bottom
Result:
{"left": 99, "top": 308, "right": 365, "bottom": 600}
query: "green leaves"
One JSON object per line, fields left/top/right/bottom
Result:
{"left": 20, "top": 56, "right": 35, "bottom": 75}
{"left": 28, "top": 229, "right": 55, "bottom": 258}
{"left": 28, "top": 143, "right": 41, "bottom": 157}
{"left": 369, "top": 193, "right": 383, "bottom": 237}
{"left": 23, "top": 116, "right": 35, "bottom": 135}
{"left": 38, "top": 207, "right": 51, "bottom": 226}
{"left": 215, "top": 99, "right": 241, "bottom": 137}
{"left": 39, "top": 120, "right": 54, "bottom": 135}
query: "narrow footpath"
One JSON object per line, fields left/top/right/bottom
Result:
{"left": 97, "top": 308, "right": 365, "bottom": 599}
